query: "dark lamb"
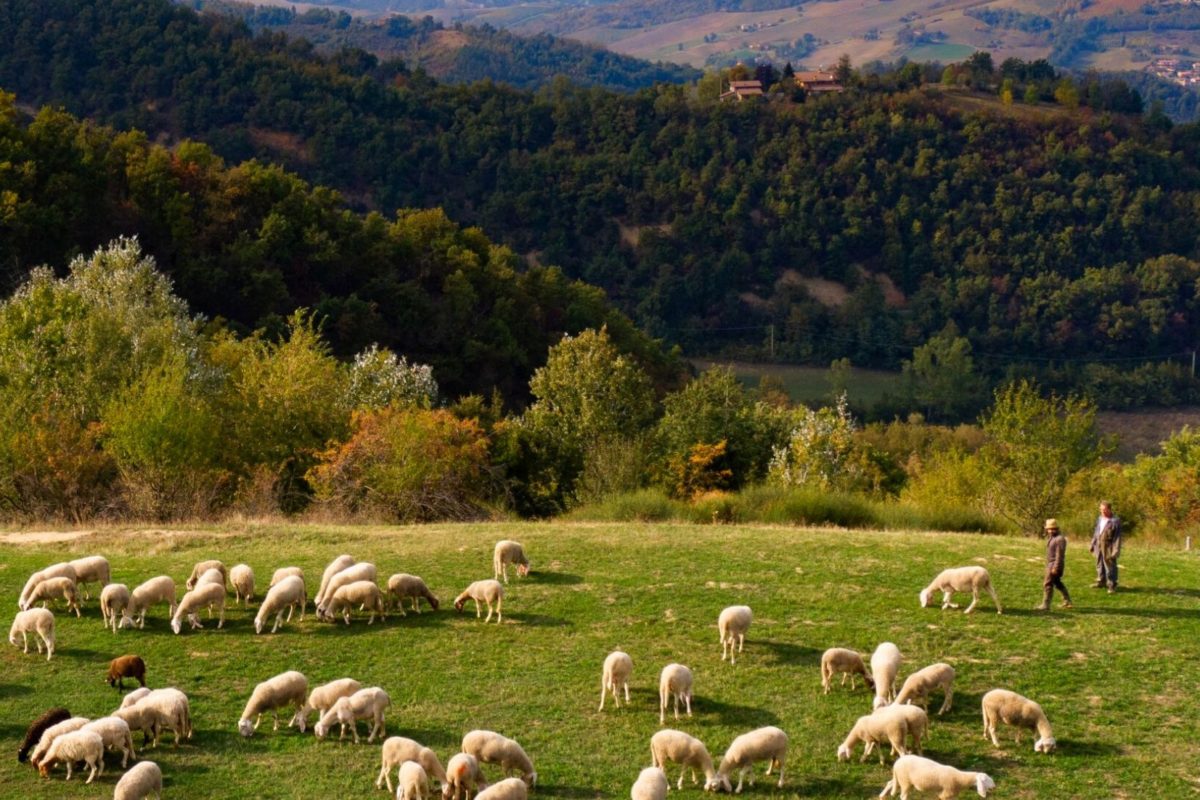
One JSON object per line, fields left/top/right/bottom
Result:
{"left": 17, "top": 707, "right": 71, "bottom": 762}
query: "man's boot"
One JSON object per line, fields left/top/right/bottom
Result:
{"left": 1060, "top": 587, "right": 1073, "bottom": 609}
{"left": 1035, "top": 586, "right": 1052, "bottom": 611}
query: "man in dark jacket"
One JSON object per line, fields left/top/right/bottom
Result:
{"left": 1036, "top": 518, "right": 1071, "bottom": 611}
{"left": 1090, "top": 500, "right": 1121, "bottom": 593}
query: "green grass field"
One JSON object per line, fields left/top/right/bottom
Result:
{"left": 689, "top": 360, "right": 903, "bottom": 408}
{"left": 2, "top": 523, "right": 1198, "bottom": 798}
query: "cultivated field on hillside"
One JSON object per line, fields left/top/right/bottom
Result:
{"left": 2, "top": 523, "right": 1198, "bottom": 798}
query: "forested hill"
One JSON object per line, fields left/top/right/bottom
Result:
{"left": 185, "top": 1, "right": 701, "bottom": 92}
{"left": 2, "top": 0, "right": 1200, "bottom": 393}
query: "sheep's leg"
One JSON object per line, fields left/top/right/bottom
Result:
{"left": 495, "top": 597, "right": 502, "bottom": 623}
{"left": 599, "top": 679, "right": 608, "bottom": 711}
{"left": 861, "top": 741, "right": 873, "bottom": 763}
{"left": 474, "top": 599, "right": 482, "bottom": 618}
{"left": 672, "top": 693, "right": 680, "bottom": 720}
{"left": 272, "top": 710, "right": 281, "bottom": 731}
{"left": 938, "top": 686, "right": 953, "bottom": 715}
{"left": 776, "top": 760, "right": 785, "bottom": 788}
{"left": 735, "top": 768, "right": 747, "bottom": 793}
{"left": 297, "top": 601, "right": 304, "bottom": 622}
{"left": 659, "top": 694, "right": 667, "bottom": 724}
{"left": 963, "top": 588, "right": 979, "bottom": 615}
{"left": 684, "top": 692, "right": 692, "bottom": 717}
{"left": 623, "top": 681, "right": 630, "bottom": 703}
{"left": 738, "top": 633, "right": 744, "bottom": 652}
{"left": 942, "top": 591, "right": 958, "bottom": 609}
{"left": 218, "top": 605, "right": 225, "bottom": 628}
{"left": 65, "top": 759, "right": 74, "bottom": 780}
{"left": 677, "top": 767, "right": 686, "bottom": 790}
{"left": 254, "top": 713, "right": 263, "bottom": 731}
{"left": 376, "top": 762, "right": 390, "bottom": 791}
{"left": 484, "top": 601, "right": 494, "bottom": 624}
{"left": 20, "top": 631, "right": 29, "bottom": 653}
{"left": 988, "top": 585, "right": 1003, "bottom": 614}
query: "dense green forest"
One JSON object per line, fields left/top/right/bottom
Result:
{"left": 186, "top": 1, "right": 701, "bottom": 91}
{"left": 1, "top": 0, "right": 1199, "bottom": 412}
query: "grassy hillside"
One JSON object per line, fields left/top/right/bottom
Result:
{"left": 2, "top": 523, "right": 1197, "bottom": 797}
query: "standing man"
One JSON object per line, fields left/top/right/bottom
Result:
{"left": 1036, "top": 518, "right": 1071, "bottom": 611}
{"left": 1090, "top": 500, "right": 1121, "bottom": 593}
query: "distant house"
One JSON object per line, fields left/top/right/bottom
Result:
{"left": 793, "top": 71, "right": 844, "bottom": 93}
{"left": 720, "top": 80, "right": 764, "bottom": 101}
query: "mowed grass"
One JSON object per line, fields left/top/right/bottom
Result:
{"left": 1, "top": 522, "right": 1198, "bottom": 798}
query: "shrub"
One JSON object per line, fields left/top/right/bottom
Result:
{"left": 573, "top": 434, "right": 652, "bottom": 506}
{"left": 664, "top": 440, "right": 734, "bottom": 500}
{"left": 733, "top": 484, "right": 878, "bottom": 528}
{"left": 568, "top": 488, "right": 686, "bottom": 522}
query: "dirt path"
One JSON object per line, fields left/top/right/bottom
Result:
{"left": 0, "top": 530, "right": 97, "bottom": 545}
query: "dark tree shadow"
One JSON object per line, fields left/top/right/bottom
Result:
{"left": 757, "top": 640, "right": 822, "bottom": 667}
{"left": 529, "top": 572, "right": 583, "bottom": 585}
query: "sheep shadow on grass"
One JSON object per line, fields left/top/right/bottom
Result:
{"left": 0, "top": 682, "right": 32, "bottom": 699}
{"left": 1117, "top": 585, "right": 1200, "bottom": 600}
{"left": 692, "top": 694, "right": 780, "bottom": 728}
{"left": 528, "top": 571, "right": 583, "bottom": 586}
{"left": 532, "top": 784, "right": 599, "bottom": 798}
{"left": 757, "top": 639, "right": 823, "bottom": 667}
{"left": 1071, "top": 606, "right": 1200, "bottom": 620}
{"left": 502, "top": 612, "right": 572, "bottom": 627}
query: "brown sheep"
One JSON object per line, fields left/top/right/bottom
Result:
{"left": 106, "top": 655, "right": 147, "bottom": 691}
{"left": 17, "top": 707, "right": 71, "bottom": 763}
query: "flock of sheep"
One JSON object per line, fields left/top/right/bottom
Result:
{"left": 9, "top": 540, "right": 1056, "bottom": 799}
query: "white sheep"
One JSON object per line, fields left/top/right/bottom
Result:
{"left": 255, "top": 575, "right": 307, "bottom": 634}
{"left": 631, "top": 766, "right": 669, "bottom": 800}
{"left": 293, "top": 677, "right": 362, "bottom": 731}
{"left": 839, "top": 712, "right": 909, "bottom": 765}
{"left": 717, "top": 726, "right": 788, "bottom": 792}
{"left": 317, "top": 562, "right": 377, "bottom": 615}
{"left": 981, "top": 689, "right": 1056, "bottom": 753}
{"left": 443, "top": 752, "right": 488, "bottom": 800}
{"left": 919, "top": 566, "right": 1002, "bottom": 615}
{"left": 82, "top": 716, "right": 137, "bottom": 769}
{"left": 461, "top": 730, "right": 537, "bottom": 787}
{"left": 37, "top": 729, "right": 104, "bottom": 782}
{"left": 871, "top": 642, "right": 903, "bottom": 709}
{"left": 100, "top": 584, "right": 132, "bottom": 633}
{"left": 239, "top": 670, "right": 308, "bottom": 737}
{"left": 25, "top": 576, "right": 81, "bottom": 616}
{"left": 195, "top": 567, "right": 225, "bottom": 588}
{"left": 820, "top": 647, "right": 874, "bottom": 694}
{"left": 116, "top": 688, "right": 191, "bottom": 748}
{"left": 170, "top": 581, "right": 226, "bottom": 634}
{"left": 378, "top": 736, "right": 449, "bottom": 793}
{"left": 324, "top": 580, "right": 387, "bottom": 625}
{"left": 127, "top": 576, "right": 177, "bottom": 628}
{"left": 270, "top": 566, "right": 305, "bottom": 588}
{"left": 872, "top": 703, "right": 929, "bottom": 756}
{"left": 453, "top": 579, "right": 504, "bottom": 623}
{"left": 492, "top": 540, "right": 530, "bottom": 584}
{"left": 113, "top": 760, "right": 163, "bottom": 800}
{"left": 314, "top": 554, "right": 355, "bottom": 608}
{"left": 67, "top": 555, "right": 111, "bottom": 600}
{"left": 894, "top": 663, "right": 956, "bottom": 716}
{"left": 600, "top": 650, "right": 633, "bottom": 710}
{"left": 879, "top": 754, "right": 995, "bottom": 799}
{"left": 230, "top": 563, "right": 255, "bottom": 605}
{"left": 399, "top": 760, "right": 433, "bottom": 800}
{"left": 474, "top": 778, "right": 528, "bottom": 800}
{"left": 717, "top": 605, "right": 752, "bottom": 664}
{"left": 18, "top": 562, "right": 77, "bottom": 609}
{"left": 117, "top": 687, "right": 152, "bottom": 711}
{"left": 649, "top": 729, "right": 722, "bottom": 791}
{"left": 29, "top": 716, "right": 91, "bottom": 766}
{"left": 387, "top": 573, "right": 440, "bottom": 614}
{"left": 185, "top": 559, "right": 227, "bottom": 590}
{"left": 9, "top": 607, "right": 55, "bottom": 660}
{"left": 314, "top": 686, "right": 390, "bottom": 743}
{"left": 658, "top": 663, "right": 693, "bottom": 724}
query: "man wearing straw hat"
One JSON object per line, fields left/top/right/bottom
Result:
{"left": 1036, "top": 518, "right": 1072, "bottom": 611}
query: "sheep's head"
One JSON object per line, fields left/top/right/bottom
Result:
{"left": 37, "top": 759, "right": 50, "bottom": 777}
{"left": 918, "top": 588, "right": 932, "bottom": 608}
{"left": 522, "top": 771, "right": 537, "bottom": 788}
{"left": 254, "top": 618, "right": 264, "bottom": 635}
{"left": 872, "top": 695, "right": 888, "bottom": 710}
{"left": 289, "top": 709, "right": 307, "bottom": 733}
{"left": 864, "top": 674, "right": 876, "bottom": 690}
{"left": 7, "top": 632, "right": 17, "bottom": 647}
{"left": 518, "top": 563, "right": 531, "bottom": 577}
{"left": 314, "top": 720, "right": 330, "bottom": 739}
{"left": 170, "top": 618, "right": 182, "bottom": 635}
{"left": 975, "top": 773, "right": 995, "bottom": 796}
{"left": 117, "top": 614, "right": 135, "bottom": 630}
{"left": 454, "top": 598, "right": 466, "bottom": 612}
{"left": 836, "top": 744, "right": 852, "bottom": 762}
{"left": 237, "top": 719, "right": 254, "bottom": 738}
{"left": 703, "top": 775, "right": 732, "bottom": 792}
{"left": 428, "top": 595, "right": 440, "bottom": 611}
{"left": 1034, "top": 736, "right": 1056, "bottom": 754}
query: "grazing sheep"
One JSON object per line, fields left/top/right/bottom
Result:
{"left": 324, "top": 580, "right": 387, "bottom": 625}
{"left": 387, "top": 573, "right": 440, "bottom": 614}
{"left": 9, "top": 607, "right": 55, "bottom": 660}
{"left": 117, "top": 688, "right": 151, "bottom": 712}
{"left": 195, "top": 568, "right": 225, "bottom": 588}
{"left": 631, "top": 766, "right": 669, "bottom": 800}
{"left": 230, "top": 564, "right": 255, "bottom": 605}
{"left": 716, "top": 726, "right": 788, "bottom": 793}
{"left": 981, "top": 689, "right": 1056, "bottom": 753}
{"left": 100, "top": 584, "right": 132, "bottom": 633}
{"left": 894, "top": 664, "right": 956, "bottom": 716}
{"left": 239, "top": 670, "right": 308, "bottom": 737}
{"left": 113, "top": 760, "right": 163, "bottom": 800}
{"left": 29, "top": 717, "right": 90, "bottom": 767}
{"left": 17, "top": 707, "right": 70, "bottom": 763}
{"left": 443, "top": 753, "right": 488, "bottom": 800}
{"left": 649, "top": 729, "right": 722, "bottom": 791}
{"left": 872, "top": 704, "right": 929, "bottom": 756}
{"left": 821, "top": 648, "right": 875, "bottom": 694}
{"left": 293, "top": 678, "right": 361, "bottom": 732}
{"left": 106, "top": 655, "right": 147, "bottom": 690}
{"left": 18, "top": 563, "right": 77, "bottom": 609}
{"left": 82, "top": 716, "right": 137, "bottom": 769}
{"left": 314, "top": 555, "right": 355, "bottom": 608}
{"left": 127, "top": 577, "right": 177, "bottom": 629}
{"left": 170, "top": 581, "right": 226, "bottom": 634}
{"left": 454, "top": 580, "right": 504, "bottom": 623}
{"left": 600, "top": 650, "right": 633, "bottom": 710}
{"left": 37, "top": 729, "right": 104, "bottom": 782}
{"left": 474, "top": 778, "right": 528, "bottom": 800}
{"left": 116, "top": 689, "right": 191, "bottom": 748}
{"left": 838, "top": 713, "right": 909, "bottom": 765}
{"left": 492, "top": 540, "right": 530, "bottom": 584}
{"left": 314, "top": 687, "right": 390, "bottom": 743}
{"left": 378, "top": 736, "right": 448, "bottom": 793}
{"left": 718, "top": 606, "right": 752, "bottom": 664}
{"left": 270, "top": 566, "right": 305, "bottom": 588}
{"left": 185, "top": 559, "right": 227, "bottom": 590}
{"left": 399, "top": 760, "right": 433, "bottom": 800}
{"left": 871, "top": 642, "right": 903, "bottom": 710}
{"left": 67, "top": 555, "right": 110, "bottom": 600}
{"left": 255, "top": 575, "right": 307, "bottom": 634}
{"left": 919, "top": 567, "right": 1002, "bottom": 615}
{"left": 879, "top": 754, "right": 995, "bottom": 799}
{"left": 461, "top": 730, "right": 537, "bottom": 787}
{"left": 658, "top": 663, "right": 693, "bottom": 724}
{"left": 317, "top": 562, "right": 378, "bottom": 615}
{"left": 25, "top": 576, "right": 81, "bottom": 617}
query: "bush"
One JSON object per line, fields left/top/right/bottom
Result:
{"left": 573, "top": 434, "right": 652, "bottom": 506}
{"left": 735, "top": 484, "right": 879, "bottom": 528}
{"left": 567, "top": 488, "right": 685, "bottom": 522}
